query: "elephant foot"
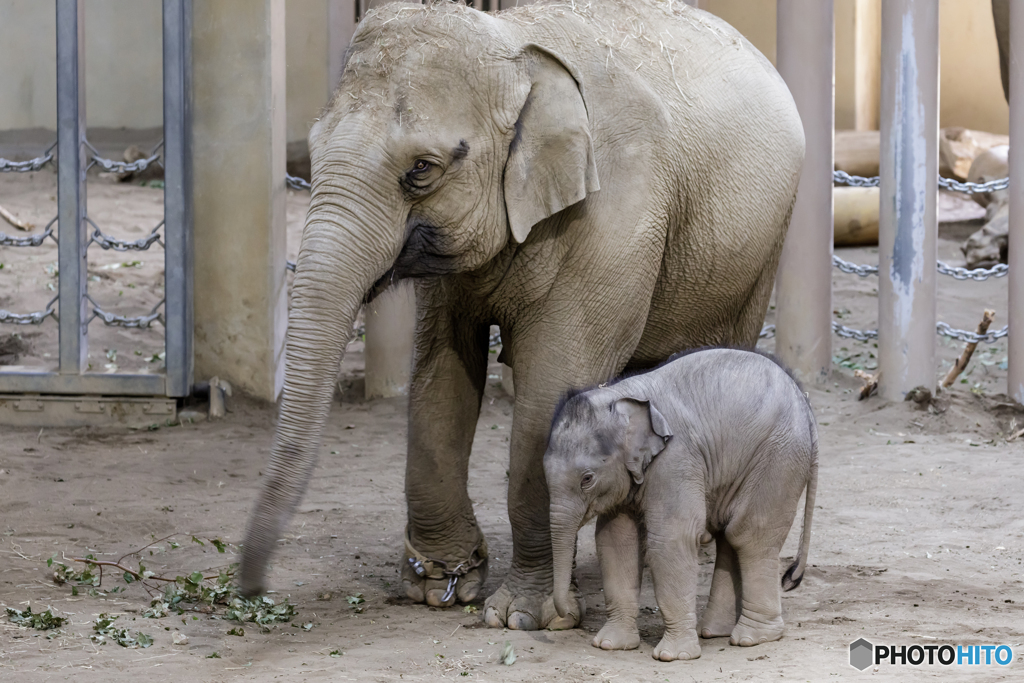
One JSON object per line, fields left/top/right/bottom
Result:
{"left": 729, "top": 615, "right": 784, "bottom": 647}
{"left": 698, "top": 605, "right": 737, "bottom": 639}
{"left": 401, "top": 526, "right": 488, "bottom": 607}
{"left": 593, "top": 620, "right": 640, "bottom": 650}
{"left": 483, "top": 579, "right": 584, "bottom": 631}
{"left": 653, "top": 631, "right": 701, "bottom": 661}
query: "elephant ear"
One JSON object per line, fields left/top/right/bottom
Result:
{"left": 613, "top": 398, "right": 673, "bottom": 486}
{"left": 504, "top": 44, "right": 600, "bottom": 244}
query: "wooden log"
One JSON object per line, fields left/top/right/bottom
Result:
{"left": 940, "top": 309, "right": 995, "bottom": 389}
{"left": 835, "top": 130, "right": 880, "bottom": 177}
{"left": 834, "top": 186, "right": 879, "bottom": 246}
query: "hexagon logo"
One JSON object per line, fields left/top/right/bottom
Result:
{"left": 850, "top": 638, "right": 874, "bottom": 670}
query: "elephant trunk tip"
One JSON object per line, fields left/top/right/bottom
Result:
{"left": 553, "top": 594, "right": 571, "bottom": 620}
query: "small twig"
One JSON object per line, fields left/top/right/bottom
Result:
{"left": 1007, "top": 426, "right": 1024, "bottom": 443}
{"left": 0, "top": 203, "right": 33, "bottom": 231}
{"left": 116, "top": 534, "right": 178, "bottom": 566}
{"left": 64, "top": 554, "right": 225, "bottom": 585}
{"left": 854, "top": 370, "right": 880, "bottom": 400}
{"left": 941, "top": 309, "right": 995, "bottom": 389}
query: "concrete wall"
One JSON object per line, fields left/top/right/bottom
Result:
{"left": 0, "top": 0, "right": 162, "bottom": 131}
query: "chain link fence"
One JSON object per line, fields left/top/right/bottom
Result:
{"left": 1, "top": 140, "right": 168, "bottom": 329}
{"left": 833, "top": 169, "right": 1009, "bottom": 195}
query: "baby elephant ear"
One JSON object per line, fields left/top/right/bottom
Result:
{"left": 613, "top": 398, "right": 674, "bottom": 485}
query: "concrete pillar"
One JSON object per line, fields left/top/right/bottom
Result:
{"left": 192, "top": 0, "right": 287, "bottom": 401}
{"left": 774, "top": 0, "right": 834, "bottom": 385}
{"left": 877, "top": 1, "right": 938, "bottom": 400}
{"left": 363, "top": 282, "right": 416, "bottom": 399}
{"left": 1007, "top": 0, "right": 1024, "bottom": 402}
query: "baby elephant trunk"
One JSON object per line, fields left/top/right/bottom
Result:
{"left": 550, "top": 507, "right": 584, "bottom": 620}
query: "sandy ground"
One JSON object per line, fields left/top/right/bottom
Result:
{"left": 2, "top": 172, "right": 1023, "bottom": 681}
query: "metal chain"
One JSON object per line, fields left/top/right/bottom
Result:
{"left": 286, "top": 174, "right": 311, "bottom": 191}
{"left": 829, "top": 320, "right": 1007, "bottom": 344}
{"left": 832, "top": 170, "right": 880, "bottom": 188}
{"left": 834, "top": 170, "right": 1009, "bottom": 195}
{"left": 0, "top": 143, "right": 56, "bottom": 173}
{"left": 86, "top": 140, "right": 162, "bottom": 174}
{"left": 832, "top": 321, "right": 878, "bottom": 341}
{"left": 88, "top": 217, "right": 163, "bottom": 251}
{"left": 936, "top": 321, "right": 1008, "bottom": 344}
{"left": 0, "top": 217, "right": 57, "bottom": 247}
{"left": 759, "top": 324, "right": 776, "bottom": 339}
{"left": 935, "top": 260, "right": 1008, "bottom": 281}
{"left": 832, "top": 254, "right": 878, "bottom": 277}
{"left": 834, "top": 255, "right": 1008, "bottom": 281}
{"left": 0, "top": 297, "right": 59, "bottom": 325}
{"left": 88, "top": 297, "right": 164, "bottom": 329}
{"left": 286, "top": 260, "right": 297, "bottom": 272}
{"left": 937, "top": 176, "right": 1010, "bottom": 194}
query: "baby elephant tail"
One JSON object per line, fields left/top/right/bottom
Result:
{"left": 781, "top": 455, "right": 818, "bottom": 592}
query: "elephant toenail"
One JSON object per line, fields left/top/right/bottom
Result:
{"left": 483, "top": 607, "right": 504, "bottom": 629}
{"left": 507, "top": 611, "right": 539, "bottom": 631}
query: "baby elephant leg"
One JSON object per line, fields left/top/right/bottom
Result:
{"left": 729, "top": 540, "right": 786, "bottom": 646}
{"left": 593, "top": 512, "right": 642, "bottom": 650}
{"left": 699, "top": 533, "right": 742, "bottom": 638}
{"left": 648, "top": 529, "right": 702, "bottom": 661}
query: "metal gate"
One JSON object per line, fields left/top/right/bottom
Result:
{"left": 0, "top": 0, "right": 192, "bottom": 425}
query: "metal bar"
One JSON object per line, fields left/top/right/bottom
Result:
{"left": 56, "top": 0, "right": 88, "bottom": 377}
{"left": 877, "top": 1, "right": 939, "bottom": 400}
{"left": 0, "top": 370, "right": 165, "bottom": 396}
{"left": 1009, "top": 0, "right": 1024, "bottom": 402}
{"left": 162, "top": 0, "right": 194, "bottom": 398}
{"left": 774, "top": 0, "right": 834, "bottom": 384}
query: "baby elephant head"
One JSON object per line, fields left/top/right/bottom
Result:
{"left": 543, "top": 391, "right": 673, "bottom": 618}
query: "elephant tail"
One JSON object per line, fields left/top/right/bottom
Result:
{"left": 782, "top": 445, "right": 817, "bottom": 592}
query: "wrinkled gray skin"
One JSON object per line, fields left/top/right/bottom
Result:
{"left": 544, "top": 349, "right": 818, "bottom": 661}
{"left": 238, "top": 0, "right": 804, "bottom": 631}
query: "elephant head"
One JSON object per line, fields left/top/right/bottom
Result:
{"left": 543, "top": 392, "right": 673, "bottom": 619}
{"left": 239, "top": 4, "right": 600, "bottom": 595}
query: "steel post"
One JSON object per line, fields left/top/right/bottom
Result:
{"left": 55, "top": 0, "right": 88, "bottom": 376}
{"left": 1008, "top": 0, "right": 1024, "bottom": 402}
{"left": 774, "top": 0, "right": 834, "bottom": 384}
{"left": 162, "top": 0, "right": 193, "bottom": 398}
{"left": 877, "top": 0, "right": 938, "bottom": 400}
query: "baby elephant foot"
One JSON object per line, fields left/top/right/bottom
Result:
{"left": 653, "top": 631, "right": 701, "bottom": 661}
{"left": 698, "top": 608, "right": 737, "bottom": 639}
{"left": 729, "top": 616, "right": 784, "bottom": 647}
{"left": 593, "top": 620, "right": 640, "bottom": 650}
{"left": 483, "top": 581, "right": 584, "bottom": 631}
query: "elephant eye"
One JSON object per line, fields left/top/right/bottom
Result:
{"left": 580, "top": 473, "right": 594, "bottom": 489}
{"left": 405, "top": 159, "right": 441, "bottom": 190}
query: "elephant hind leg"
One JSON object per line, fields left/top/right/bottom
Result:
{"left": 698, "top": 533, "right": 742, "bottom": 638}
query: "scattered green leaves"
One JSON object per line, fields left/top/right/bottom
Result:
{"left": 499, "top": 640, "right": 516, "bottom": 666}
{"left": 91, "top": 613, "right": 152, "bottom": 648}
{"left": 227, "top": 627, "right": 245, "bottom": 636}
{"left": 224, "top": 596, "right": 297, "bottom": 630}
{"left": 346, "top": 594, "right": 364, "bottom": 605}
{"left": 5, "top": 606, "right": 66, "bottom": 630}
{"left": 207, "top": 652, "right": 221, "bottom": 659}
{"left": 462, "top": 605, "right": 478, "bottom": 614}
{"left": 329, "top": 649, "right": 343, "bottom": 658}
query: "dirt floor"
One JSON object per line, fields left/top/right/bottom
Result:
{"left": 2, "top": 172, "right": 1023, "bottom": 681}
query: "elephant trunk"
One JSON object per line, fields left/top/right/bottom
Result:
{"left": 550, "top": 504, "right": 585, "bottom": 619}
{"left": 238, "top": 158, "right": 402, "bottom": 596}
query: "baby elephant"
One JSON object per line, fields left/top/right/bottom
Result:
{"left": 544, "top": 348, "right": 817, "bottom": 662}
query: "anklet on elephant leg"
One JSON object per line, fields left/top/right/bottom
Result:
{"left": 404, "top": 527, "right": 488, "bottom": 602}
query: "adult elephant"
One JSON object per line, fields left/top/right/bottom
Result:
{"left": 239, "top": 0, "right": 804, "bottom": 632}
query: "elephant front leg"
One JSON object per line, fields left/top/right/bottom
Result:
{"left": 592, "top": 512, "right": 643, "bottom": 650}
{"left": 483, "top": 399, "right": 584, "bottom": 630}
{"left": 402, "top": 311, "right": 489, "bottom": 607}
{"left": 648, "top": 520, "right": 704, "bottom": 661}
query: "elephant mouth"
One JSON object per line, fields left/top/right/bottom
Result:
{"left": 363, "top": 219, "right": 460, "bottom": 304}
